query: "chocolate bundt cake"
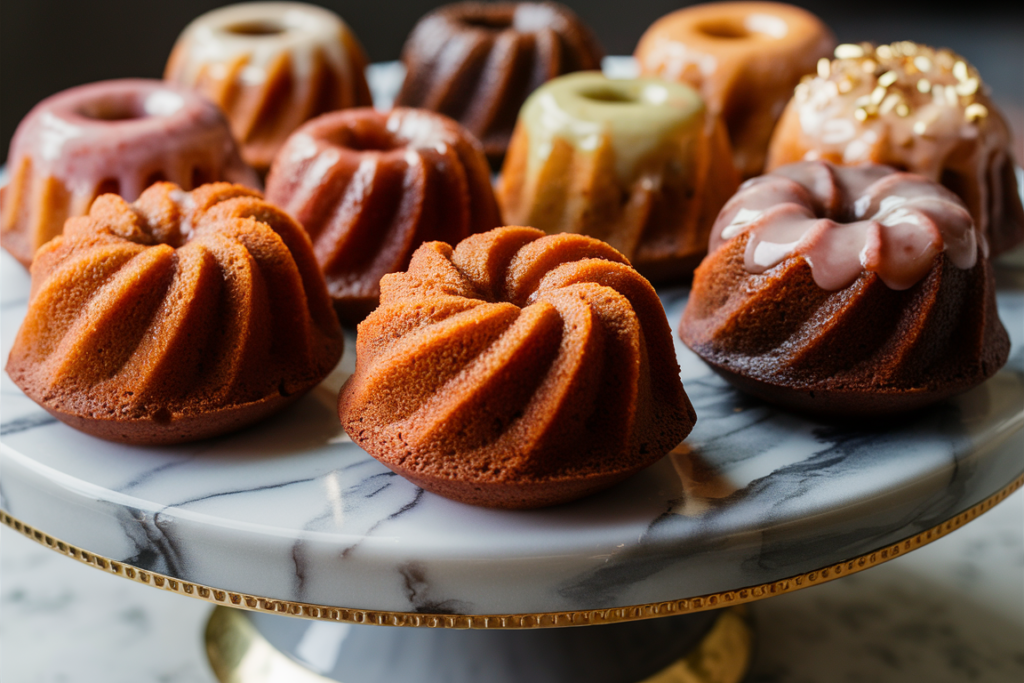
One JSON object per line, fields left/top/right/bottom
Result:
{"left": 165, "top": 2, "right": 373, "bottom": 172}
{"left": 767, "top": 41, "right": 1024, "bottom": 256}
{"left": 6, "top": 183, "right": 344, "bottom": 444}
{"left": 498, "top": 72, "right": 739, "bottom": 281}
{"left": 266, "top": 108, "right": 503, "bottom": 322}
{"left": 680, "top": 161, "right": 1009, "bottom": 417}
{"left": 395, "top": 2, "right": 604, "bottom": 162}
{"left": 635, "top": 2, "right": 836, "bottom": 178}
{"left": 1, "top": 79, "right": 258, "bottom": 268}
{"left": 339, "top": 227, "right": 696, "bottom": 508}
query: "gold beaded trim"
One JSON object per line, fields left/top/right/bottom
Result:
{"left": 3, "top": 472, "right": 1021, "bottom": 630}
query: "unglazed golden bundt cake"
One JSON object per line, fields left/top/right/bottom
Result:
{"left": 0, "top": 79, "right": 258, "bottom": 268}
{"left": 395, "top": 2, "right": 604, "bottom": 162}
{"left": 634, "top": 2, "right": 836, "bottom": 178}
{"left": 165, "top": 2, "right": 373, "bottom": 172}
{"left": 766, "top": 41, "right": 1024, "bottom": 256}
{"left": 6, "top": 183, "right": 344, "bottom": 445}
{"left": 338, "top": 227, "right": 696, "bottom": 509}
{"left": 680, "top": 161, "right": 1009, "bottom": 417}
{"left": 266, "top": 108, "right": 503, "bottom": 322}
{"left": 498, "top": 72, "right": 739, "bottom": 281}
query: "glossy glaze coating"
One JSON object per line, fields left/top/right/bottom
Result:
{"left": 165, "top": 2, "right": 372, "bottom": 171}
{"left": 681, "top": 161, "right": 1008, "bottom": 416}
{"left": 0, "top": 79, "right": 258, "bottom": 267}
{"left": 339, "top": 226, "right": 696, "bottom": 508}
{"left": 711, "top": 162, "right": 978, "bottom": 291}
{"left": 498, "top": 72, "right": 739, "bottom": 280}
{"left": 767, "top": 41, "right": 1024, "bottom": 256}
{"left": 5, "top": 183, "right": 343, "bottom": 444}
{"left": 635, "top": 2, "right": 835, "bottom": 178}
{"left": 396, "top": 2, "right": 604, "bottom": 161}
{"left": 266, "top": 108, "right": 502, "bottom": 322}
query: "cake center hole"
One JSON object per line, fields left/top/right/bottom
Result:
{"left": 580, "top": 88, "right": 637, "bottom": 104}
{"left": 697, "top": 20, "right": 750, "bottom": 39}
{"left": 226, "top": 20, "right": 287, "bottom": 36}
{"left": 461, "top": 15, "right": 513, "bottom": 31}
{"left": 77, "top": 101, "right": 146, "bottom": 121}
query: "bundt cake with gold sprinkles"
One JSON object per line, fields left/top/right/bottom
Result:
{"left": 338, "top": 226, "right": 696, "bottom": 508}
{"left": 680, "top": 161, "right": 1009, "bottom": 417}
{"left": 6, "top": 183, "right": 344, "bottom": 444}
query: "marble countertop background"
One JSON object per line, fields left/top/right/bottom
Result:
{"left": 2, "top": 487, "right": 1021, "bottom": 683}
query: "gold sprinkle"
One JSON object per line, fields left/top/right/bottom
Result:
{"left": 880, "top": 93, "right": 902, "bottom": 115}
{"left": 800, "top": 74, "right": 814, "bottom": 85}
{"left": 913, "top": 56, "right": 932, "bottom": 73}
{"left": 945, "top": 87, "right": 959, "bottom": 106}
{"left": 817, "top": 57, "right": 831, "bottom": 78}
{"left": 965, "top": 103, "right": 988, "bottom": 122}
{"left": 900, "top": 41, "right": 919, "bottom": 55}
{"left": 953, "top": 61, "right": 969, "bottom": 81}
{"left": 861, "top": 59, "right": 877, "bottom": 73}
{"left": 913, "top": 120, "right": 928, "bottom": 135}
{"left": 917, "top": 78, "right": 931, "bottom": 93}
{"left": 878, "top": 71, "right": 899, "bottom": 87}
{"left": 896, "top": 103, "right": 911, "bottom": 117}
{"left": 936, "top": 50, "right": 956, "bottom": 69}
{"left": 795, "top": 83, "right": 810, "bottom": 101}
{"left": 854, "top": 95, "right": 872, "bottom": 108}
{"left": 871, "top": 86, "right": 887, "bottom": 105}
{"left": 956, "top": 77, "right": 979, "bottom": 96}
{"left": 835, "top": 44, "right": 865, "bottom": 59}
{"left": 838, "top": 77, "right": 855, "bottom": 93}
{"left": 855, "top": 108, "right": 869, "bottom": 121}
{"left": 876, "top": 45, "right": 894, "bottom": 60}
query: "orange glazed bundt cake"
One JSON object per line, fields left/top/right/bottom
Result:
{"left": 266, "top": 107, "right": 503, "bottom": 322}
{"left": 635, "top": 2, "right": 836, "bottom": 178}
{"left": 165, "top": 2, "right": 373, "bottom": 172}
{"left": 766, "top": 41, "right": 1024, "bottom": 256}
{"left": 497, "top": 72, "right": 739, "bottom": 281}
{"left": 0, "top": 79, "right": 258, "bottom": 268}
{"left": 395, "top": 2, "right": 604, "bottom": 162}
{"left": 6, "top": 183, "right": 344, "bottom": 445}
{"left": 680, "top": 161, "right": 1009, "bottom": 417}
{"left": 338, "top": 227, "right": 697, "bottom": 509}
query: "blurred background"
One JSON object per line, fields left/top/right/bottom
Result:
{"left": 2, "top": 0, "right": 1023, "bottom": 160}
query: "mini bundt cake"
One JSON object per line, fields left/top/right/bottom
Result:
{"left": 6, "top": 183, "right": 344, "bottom": 445}
{"left": 338, "top": 227, "right": 697, "bottom": 508}
{"left": 766, "top": 41, "right": 1024, "bottom": 256}
{"left": 634, "top": 2, "right": 836, "bottom": 178}
{"left": 680, "top": 161, "right": 1009, "bottom": 417}
{"left": 266, "top": 107, "right": 503, "bottom": 322}
{"left": 395, "top": 2, "right": 604, "bottom": 162}
{"left": 165, "top": 2, "right": 373, "bottom": 172}
{"left": 1, "top": 79, "right": 258, "bottom": 268}
{"left": 497, "top": 72, "right": 739, "bottom": 281}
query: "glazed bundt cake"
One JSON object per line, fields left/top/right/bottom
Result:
{"left": 680, "top": 161, "right": 1009, "bottom": 417}
{"left": 6, "top": 183, "right": 344, "bottom": 444}
{"left": 338, "top": 227, "right": 697, "bottom": 509}
{"left": 165, "top": 2, "right": 373, "bottom": 172}
{"left": 497, "top": 72, "right": 739, "bottom": 281}
{"left": 395, "top": 1, "right": 604, "bottom": 162}
{"left": 1, "top": 79, "right": 258, "bottom": 268}
{"left": 634, "top": 2, "right": 836, "bottom": 178}
{"left": 766, "top": 41, "right": 1024, "bottom": 256}
{"left": 266, "top": 107, "right": 503, "bottom": 322}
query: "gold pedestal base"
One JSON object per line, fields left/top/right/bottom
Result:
{"left": 205, "top": 605, "right": 754, "bottom": 683}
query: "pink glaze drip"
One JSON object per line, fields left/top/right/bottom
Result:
{"left": 709, "top": 161, "right": 978, "bottom": 291}
{"left": 6, "top": 79, "right": 259, "bottom": 202}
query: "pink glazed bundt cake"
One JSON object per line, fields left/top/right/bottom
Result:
{"left": 1, "top": 79, "right": 258, "bottom": 268}
{"left": 395, "top": 2, "right": 604, "bottom": 162}
{"left": 339, "top": 227, "right": 696, "bottom": 509}
{"left": 266, "top": 107, "right": 502, "bottom": 322}
{"left": 680, "top": 161, "right": 1009, "bottom": 417}
{"left": 165, "top": 2, "right": 373, "bottom": 172}
{"left": 766, "top": 41, "right": 1024, "bottom": 256}
{"left": 6, "top": 183, "right": 343, "bottom": 444}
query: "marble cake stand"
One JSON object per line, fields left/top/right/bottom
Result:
{"left": 2, "top": 242, "right": 1023, "bottom": 682}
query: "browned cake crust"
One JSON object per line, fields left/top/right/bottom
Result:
{"left": 395, "top": 2, "right": 604, "bottom": 162}
{"left": 5, "top": 183, "right": 344, "bottom": 444}
{"left": 338, "top": 227, "right": 696, "bottom": 508}
{"left": 266, "top": 108, "right": 503, "bottom": 323}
